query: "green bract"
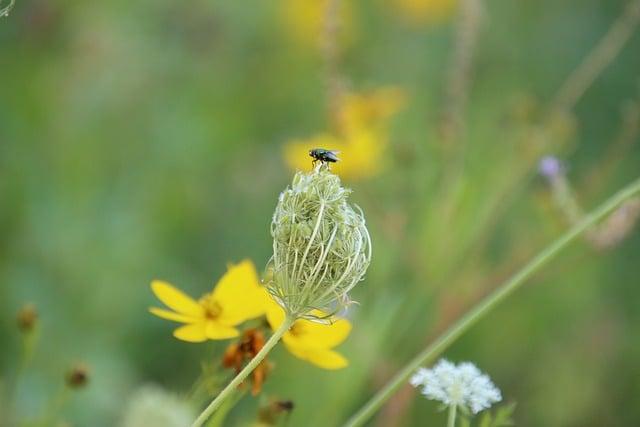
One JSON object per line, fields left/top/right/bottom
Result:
{"left": 268, "top": 165, "right": 371, "bottom": 319}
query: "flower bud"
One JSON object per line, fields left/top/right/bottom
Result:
{"left": 66, "top": 363, "right": 90, "bottom": 389}
{"left": 268, "top": 165, "right": 371, "bottom": 318}
{"left": 538, "top": 156, "right": 563, "bottom": 181}
{"left": 17, "top": 303, "right": 38, "bottom": 333}
{"left": 258, "top": 399, "right": 295, "bottom": 425}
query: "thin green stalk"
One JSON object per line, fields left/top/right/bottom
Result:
{"left": 0, "top": 0, "right": 16, "bottom": 17}
{"left": 344, "top": 176, "right": 640, "bottom": 427}
{"left": 447, "top": 404, "right": 457, "bottom": 427}
{"left": 191, "top": 315, "right": 295, "bottom": 427}
{"left": 321, "top": 0, "right": 346, "bottom": 129}
{"left": 441, "top": 0, "right": 483, "bottom": 147}
{"left": 12, "top": 331, "right": 34, "bottom": 388}
{"left": 206, "top": 388, "right": 247, "bottom": 427}
{"left": 7, "top": 327, "right": 39, "bottom": 425}
{"left": 34, "top": 385, "right": 71, "bottom": 427}
{"left": 550, "top": 0, "right": 640, "bottom": 114}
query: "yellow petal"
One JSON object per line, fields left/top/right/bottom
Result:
{"left": 282, "top": 334, "right": 310, "bottom": 357}
{"left": 340, "top": 87, "right": 405, "bottom": 130}
{"left": 173, "top": 323, "right": 208, "bottom": 342}
{"left": 282, "top": 338, "right": 348, "bottom": 370}
{"left": 151, "top": 280, "right": 204, "bottom": 318}
{"left": 342, "top": 129, "right": 386, "bottom": 178}
{"left": 291, "top": 317, "right": 352, "bottom": 349}
{"left": 205, "top": 321, "right": 240, "bottom": 340}
{"left": 265, "top": 300, "right": 287, "bottom": 330}
{"left": 305, "top": 349, "right": 349, "bottom": 370}
{"left": 281, "top": 0, "right": 354, "bottom": 47}
{"left": 213, "top": 260, "right": 270, "bottom": 324}
{"left": 267, "top": 305, "right": 352, "bottom": 349}
{"left": 149, "top": 307, "right": 197, "bottom": 323}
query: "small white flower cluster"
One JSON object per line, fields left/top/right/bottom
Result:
{"left": 410, "top": 359, "right": 502, "bottom": 414}
{"left": 122, "top": 384, "right": 195, "bottom": 427}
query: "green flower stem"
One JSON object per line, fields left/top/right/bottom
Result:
{"left": 191, "top": 315, "right": 295, "bottom": 427}
{"left": 35, "top": 385, "right": 71, "bottom": 427}
{"left": 7, "top": 327, "right": 39, "bottom": 425}
{"left": 207, "top": 388, "right": 247, "bottom": 427}
{"left": 0, "top": 0, "right": 16, "bottom": 17}
{"left": 447, "top": 404, "right": 457, "bottom": 427}
{"left": 344, "top": 176, "right": 640, "bottom": 427}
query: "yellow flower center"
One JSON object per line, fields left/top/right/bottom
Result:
{"left": 200, "top": 295, "right": 222, "bottom": 319}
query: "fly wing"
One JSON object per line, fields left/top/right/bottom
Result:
{"left": 326, "top": 150, "right": 341, "bottom": 162}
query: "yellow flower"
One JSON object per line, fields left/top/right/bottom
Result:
{"left": 283, "top": 87, "right": 405, "bottom": 181}
{"left": 338, "top": 87, "right": 406, "bottom": 133}
{"left": 150, "top": 260, "right": 270, "bottom": 342}
{"left": 266, "top": 302, "right": 352, "bottom": 370}
{"left": 280, "top": 0, "right": 354, "bottom": 47}
{"left": 393, "top": 0, "right": 457, "bottom": 26}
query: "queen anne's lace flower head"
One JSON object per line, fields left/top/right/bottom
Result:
{"left": 410, "top": 359, "right": 502, "bottom": 414}
{"left": 268, "top": 165, "right": 371, "bottom": 319}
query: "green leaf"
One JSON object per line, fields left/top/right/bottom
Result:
{"left": 492, "top": 402, "right": 516, "bottom": 427}
{"left": 478, "top": 411, "right": 492, "bottom": 427}
{"left": 476, "top": 402, "right": 516, "bottom": 427}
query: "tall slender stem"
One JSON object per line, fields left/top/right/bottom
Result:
{"left": 35, "top": 385, "right": 71, "bottom": 427}
{"left": 440, "top": 0, "right": 483, "bottom": 148}
{"left": 321, "top": 0, "right": 346, "bottom": 129}
{"left": 191, "top": 315, "right": 295, "bottom": 427}
{"left": 550, "top": 0, "right": 640, "bottom": 114}
{"left": 0, "top": 0, "right": 16, "bottom": 17}
{"left": 447, "top": 404, "right": 457, "bottom": 427}
{"left": 344, "top": 176, "right": 640, "bottom": 427}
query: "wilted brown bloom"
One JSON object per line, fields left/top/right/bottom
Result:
{"left": 588, "top": 197, "right": 640, "bottom": 249}
{"left": 257, "top": 399, "right": 295, "bottom": 425}
{"left": 222, "top": 328, "right": 270, "bottom": 395}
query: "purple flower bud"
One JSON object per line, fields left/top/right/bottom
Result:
{"left": 538, "top": 156, "right": 563, "bottom": 179}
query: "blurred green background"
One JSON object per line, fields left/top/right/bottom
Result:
{"left": 1, "top": 0, "right": 639, "bottom": 426}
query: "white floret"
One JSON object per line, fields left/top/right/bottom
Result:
{"left": 410, "top": 359, "right": 502, "bottom": 414}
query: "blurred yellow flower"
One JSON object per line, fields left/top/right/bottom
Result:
{"left": 283, "top": 87, "right": 405, "bottom": 180}
{"left": 280, "top": 0, "right": 353, "bottom": 47}
{"left": 266, "top": 302, "right": 352, "bottom": 370}
{"left": 338, "top": 87, "right": 406, "bottom": 132}
{"left": 393, "top": 0, "right": 457, "bottom": 26}
{"left": 150, "top": 260, "right": 270, "bottom": 342}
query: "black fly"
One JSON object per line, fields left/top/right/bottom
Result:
{"left": 309, "top": 148, "right": 340, "bottom": 167}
